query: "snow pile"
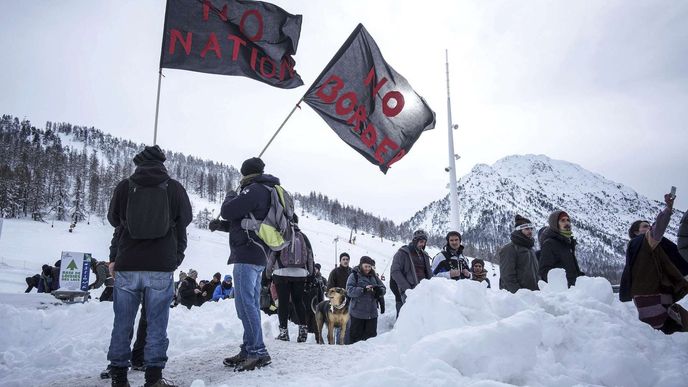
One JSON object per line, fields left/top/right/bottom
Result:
{"left": 372, "top": 269, "right": 688, "bottom": 387}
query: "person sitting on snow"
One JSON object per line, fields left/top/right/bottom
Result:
{"left": 620, "top": 193, "right": 688, "bottom": 334}
{"left": 212, "top": 275, "right": 235, "bottom": 301}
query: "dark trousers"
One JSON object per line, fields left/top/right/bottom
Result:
{"left": 349, "top": 317, "right": 378, "bottom": 344}
{"left": 390, "top": 278, "right": 403, "bottom": 318}
{"left": 274, "top": 276, "right": 306, "bottom": 329}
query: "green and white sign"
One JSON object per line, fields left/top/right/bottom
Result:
{"left": 58, "top": 251, "right": 92, "bottom": 291}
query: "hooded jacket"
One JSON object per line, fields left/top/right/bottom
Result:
{"left": 499, "top": 230, "right": 539, "bottom": 293}
{"left": 538, "top": 210, "right": 583, "bottom": 287}
{"left": 107, "top": 161, "right": 192, "bottom": 272}
{"left": 220, "top": 174, "right": 280, "bottom": 267}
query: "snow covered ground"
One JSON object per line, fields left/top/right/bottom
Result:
{"left": 1, "top": 216, "right": 686, "bottom": 387}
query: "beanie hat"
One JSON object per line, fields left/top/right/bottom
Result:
{"left": 339, "top": 252, "right": 350, "bottom": 261}
{"left": 213, "top": 272, "right": 222, "bottom": 280}
{"left": 412, "top": 229, "right": 428, "bottom": 242}
{"left": 471, "top": 258, "right": 485, "bottom": 268}
{"left": 224, "top": 274, "right": 232, "bottom": 282}
{"left": 514, "top": 215, "right": 534, "bottom": 230}
{"left": 628, "top": 220, "right": 649, "bottom": 239}
{"left": 445, "top": 231, "right": 461, "bottom": 243}
{"left": 240, "top": 157, "right": 265, "bottom": 176}
{"left": 133, "top": 145, "right": 166, "bottom": 166}
{"left": 314, "top": 263, "right": 321, "bottom": 270}
{"left": 188, "top": 269, "right": 198, "bottom": 279}
{"left": 558, "top": 211, "right": 570, "bottom": 221}
{"left": 360, "top": 256, "right": 375, "bottom": 266}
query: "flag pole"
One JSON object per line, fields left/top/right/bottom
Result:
{"left": 445, "top": 49, "right": 460, "bottom": 231}
{"left": 153, "top": 68, "right": 163, "bottom": 146}
{"left": 258, "top": 97, "right": 303, "bottom": 158}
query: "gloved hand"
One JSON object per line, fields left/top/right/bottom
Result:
{"left": 373, "top": 286, "right": 384, "bottom": 298}
{"left": 208, "top": 219, "right": 222, "bottom": 232}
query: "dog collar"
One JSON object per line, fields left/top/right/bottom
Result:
{"left": 330, "top": 298, "right": 348, "bottom": 313}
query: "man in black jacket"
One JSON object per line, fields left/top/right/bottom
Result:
{"left": 218, "top": 157, "right": 274, "bottom": 371}
{"left": 327, "top": 253, "right": 352, "bottom": 290}
{"left": 539, "top": 210, "right": 584, "bottom": 287}
{"left": 498, "top": 215, "right": 539, "bottom": 293}
{"left": 106, "top": 145, "right": 192, "bottom": 387}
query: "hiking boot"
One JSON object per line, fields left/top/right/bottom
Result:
{"left": 144, "top": 378, "right": 177, "bottom": 387}
{"left": 110, "top": 366, "right": 129, "bottom": 387}
{"left": 100, "top": 365, "right": 112, "bottom": 380}
{"left": 234, "top": 355, "right": 272, "bottom": 372}
{"left": 297, "top": 325, "right": 308, "bottom": 343}
{"left": 223, "top": 351, "right": 247, "bottom": 367}
{"left": 276, "top": 327, "right": 289, "bottom": 341}
{"left": 131, "top": 362, "right": 146, "bottom": 371}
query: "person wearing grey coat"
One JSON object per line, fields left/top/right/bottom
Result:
{"left": 390, "top": 230, "right": 433, "bottom": 316}
{"left": 678, "top": 211, "right": 688, "bottom": 263}
{"left": 499, "top": 215, "right": 540, "bottom": 293}
{"left": 347, "top": 256, "right": 386, "bottom": 344}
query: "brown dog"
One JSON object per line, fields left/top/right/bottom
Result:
{"left": 315, "top": 287, "right": 349, "bottom": 344}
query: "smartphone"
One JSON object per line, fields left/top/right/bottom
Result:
{"left": 670, "top": 186, "right": 677, "bottom": 199}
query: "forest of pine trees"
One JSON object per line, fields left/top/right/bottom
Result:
{"left": 0, "top": 114, "right": 406, "bottom": 242}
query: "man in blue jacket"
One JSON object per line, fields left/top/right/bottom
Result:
{"left": 219, "top": 157, "right": 275, "bottom": 371}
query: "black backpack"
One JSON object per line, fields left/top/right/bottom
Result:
{"left": 125, "top": 178, "right": 172, "bottom": 239}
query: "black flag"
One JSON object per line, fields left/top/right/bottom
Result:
{"left": 303, "top": 24, "right": 435, "bottom": 173}
{"left": 160, "top": 0, "right": 303, "bottom": 89}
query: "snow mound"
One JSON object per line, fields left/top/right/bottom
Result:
{"left": 374, "top": 273, "right": 688, "bottom": 387}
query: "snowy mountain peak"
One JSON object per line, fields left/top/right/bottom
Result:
{"left": 404, "top": 154, "right": 684, "bottom": 282}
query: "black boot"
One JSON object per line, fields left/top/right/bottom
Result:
{"left": 275, "top": 327, "right": 289, "bottom": 341}
{"left": 235, "top": 355, "right": 272, "bottom": 372}
{"left": 110, "top": 366, "right": 129, "bottom": 387}
{"left": 297, "top": 325, "right": 308, "bottom": 343}
{"left": 223, "top": 351, "right": 247, "bottom": 367}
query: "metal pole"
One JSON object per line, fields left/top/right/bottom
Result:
{"left": 446, "top": 50, "right": 461, "bottom": 231}
{"left": 153, "top": 69, "right": 163, "bottom": 145}
{"left": 258, "top": 99, "right": 303, "bottom": 158}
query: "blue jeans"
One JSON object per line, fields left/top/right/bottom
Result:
{"left": 233, "top": 263, "right": 268, "bottom": 358}
{"left": 107, "top": 271, "right": 174, "bottom": 369}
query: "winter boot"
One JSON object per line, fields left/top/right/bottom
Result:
{"left": 223, "top": 351, "right": 247, "bottom": 367}
{"left": 275, "top": 327, "right": 289, "bottom": 341}
{"left": 100, "top": 365, "right": 112, "bottom": 380}
{"left": 297, "top": 325, "right": 308, "bottom": 343}
{"left": 110, "top": 366, "right": 129, "bottom": 387}
{"left": 234, "top": 355, "right": 272, "bottom": 372}
{"left": 143, "top": 367, "right": 177, "bottom": 387}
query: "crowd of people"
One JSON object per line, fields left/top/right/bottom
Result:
{"left": 23, "top": 145, "right": 688, "bottom": 387}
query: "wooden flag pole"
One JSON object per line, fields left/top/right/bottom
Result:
{"left": 258, "top": 97, "right": 303, "bottom": 158}
{"left": 153, "top": 69, "right": 163, "bottom": 146}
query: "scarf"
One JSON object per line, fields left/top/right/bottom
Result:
{"left": 472, "top": 270, "right": 488, "bottom": 282}
{"left": 560, "top": 230, "right": 573, "bottom": 238}
{"left": 240, "top": 173, "right": 261, "bottom": 188}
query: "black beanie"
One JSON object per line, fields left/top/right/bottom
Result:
{"left": 240, "top": 157, "right": 265, "bottom": 176}
{"left": 339, "top": 252, "right": 350, "bottom": 261}
{"left": 628, "top": 220, "right": 649, "bottom": 239}
{"left": 360, "top": 256, "right": 375, "bottom": 266}
{"left": 445, "top": 231, "right": 461, "bottom": 243}
{"left": 314, "top": 263, "right": 321, "bottom": 270}
{"left": 515, "top": 215, "right": 532, "bottom": 227}
{"left": 133, "top": 145, "right": 166, "bottom": 166}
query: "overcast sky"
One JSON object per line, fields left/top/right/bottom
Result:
{"left": 1, "top": 0, "right": 686, "bottom": 223}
